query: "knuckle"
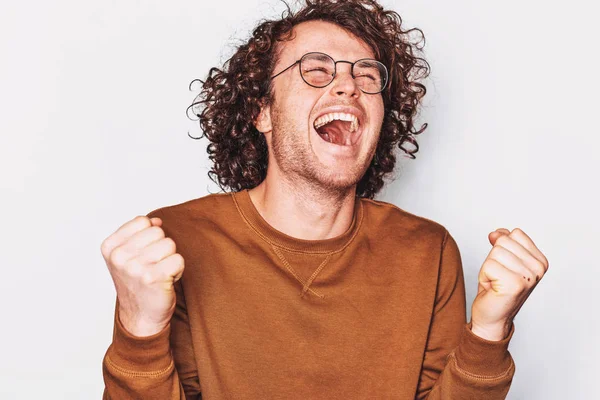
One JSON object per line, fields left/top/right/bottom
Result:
{"left": 128, "top": 261, "right": 144, "bottom": 278}
{"left": 172, "top": 253, "right": 185, "bottom": 266}
{"left": 133, "top": 215, "right": 151, "bottom": 228}
{"left": 490, "top": 246, "right": 503, "bottom": 258}
{"left": 542, "top": 255, "right": 550, "bottom": 270}
{"left": 533, "top": 259, "right": 545, "bottom": 272}
{"left": 149, "top": 225, "right": 165, "bottom": 238}
{"left": 140, "top": 271, "right": 156, "bottom": 286}
{"left": 135, "top": 215, "right": 150, "bottom": 223}
{"left": 487, "top": 258, "right": 501, "bottom": 267}
{"left": 110, "top": 247, "right": 129, "bottom": 268}
{"left": 163, "top": 237, "right": 177, "bottom": 253}
{"left": 100, "top": 238, "right": 112, "bottom": 258}
{"left": 495, "top": 235, "right": 511, "bottom": 247}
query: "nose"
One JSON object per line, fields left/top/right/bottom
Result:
{"left": 329, "top": 62, "right": 360, "bottom": 98}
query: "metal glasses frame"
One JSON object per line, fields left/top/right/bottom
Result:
{"left": 270, "top": 51, "right": 388, "bottom": 94}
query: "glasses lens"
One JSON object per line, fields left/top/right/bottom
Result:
{"left": 353, "top": 60, "right": 388, "bottom": 94}
{"left": 300, "top": 53, "right": 335, "bottom": 88}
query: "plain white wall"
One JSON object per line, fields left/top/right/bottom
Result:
{"left": 1, "top": 0, "right": 598, "bottom": 398}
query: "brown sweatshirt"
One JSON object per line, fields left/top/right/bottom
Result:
{"left": 102, "top": 189, "right": 515, "bottom": 399}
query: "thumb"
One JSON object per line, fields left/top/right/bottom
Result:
{"left": 150, "top": 217, "right": 163, "bottom": 227}
{"left": 488, "top": 228, "right": 510, "bottom": 245}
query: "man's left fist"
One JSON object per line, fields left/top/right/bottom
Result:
{"left": 470, "top": 228, "right": 549, "bottom": 341}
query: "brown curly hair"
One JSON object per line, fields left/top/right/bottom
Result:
{"left": 187, "top": 0, "right": 430, "bottom": 199}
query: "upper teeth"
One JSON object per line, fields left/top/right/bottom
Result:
{"left": 314, "top": 112, "right": 360, "bottom": 133}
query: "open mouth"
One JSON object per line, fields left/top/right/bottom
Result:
{"left": 313, "top": 112, "right": 362, "bottom": 146}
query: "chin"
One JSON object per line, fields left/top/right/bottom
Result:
{"left": 308, "top": 163, "right": 368, "bottom": 192}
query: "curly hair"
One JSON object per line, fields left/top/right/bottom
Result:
{"left": 187, "top": 0, "right": 430, "bottom": 199}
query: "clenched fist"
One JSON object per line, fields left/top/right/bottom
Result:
{"left": 470, "top": 227, "right": 549, "bottom": 341}
{"left": 101, "top": 215, "right": 185, "bottom": 337}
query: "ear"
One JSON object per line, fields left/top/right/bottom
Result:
{"left": 254, "top": 102, "right": 272, "bottom": 134}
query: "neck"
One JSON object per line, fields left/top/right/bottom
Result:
{"left": 248, "top": 174, "right": 357, "bottom": 241}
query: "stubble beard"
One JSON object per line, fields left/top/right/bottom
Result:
{"left": 269, "top": 105, "right": 373, "bottom": 195}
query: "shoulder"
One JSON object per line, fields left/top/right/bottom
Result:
{"left": 360, "top": 197, "right": 450, "bottom": 245}
{"left": 360, "top": 198, "right": 463, "bottom": 281}
{"left": 145, "top": 191, "right": 234, "bottom": 225}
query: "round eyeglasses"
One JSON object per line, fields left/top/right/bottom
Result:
{"left": 270, "top": 52, "right": 388, "bottom": 95}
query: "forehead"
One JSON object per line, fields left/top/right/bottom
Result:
{"left": 278, "top": 20, "right": 376, "bottom": 63}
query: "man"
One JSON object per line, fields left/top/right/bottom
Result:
{"left": 101, "top": 1, "right": 549, "bottom": 399}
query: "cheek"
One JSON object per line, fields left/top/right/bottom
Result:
{"left": 369, "top": 98, "right": 385, "bottom": 134}
{"left": 274, "top": 87, "right": 316, "bottom": 128}
{"left": 376, "top": 97, "right": 385, "bottom": 121}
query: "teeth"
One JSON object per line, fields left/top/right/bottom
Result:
{"left": 314, "top": 112, "right": 360, "bottom": 132}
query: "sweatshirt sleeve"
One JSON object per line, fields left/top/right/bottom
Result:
{"left": 102, "top": 209, "right": 202, "bottom": 400}
{"left": 416, "top": 230, "right": 516, "bottom": 399}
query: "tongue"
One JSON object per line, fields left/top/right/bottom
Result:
{"left": 317, "top": 120, "right": 352, "bottom": 145}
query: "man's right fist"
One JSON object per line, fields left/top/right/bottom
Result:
{"left": 101, "top": 215, "right": 185, "bottom": 337}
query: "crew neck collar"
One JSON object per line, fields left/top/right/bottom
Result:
{"left": 232, "top": 189, "right": 363, "bottom": 254}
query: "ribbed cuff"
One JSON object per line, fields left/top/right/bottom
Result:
{"left": 106, "top": 307, "right": 173, "bottom": 373}
{"left": 454, "top": 321, "right": 515, "bottom": 377}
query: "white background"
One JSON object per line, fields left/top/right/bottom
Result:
{"left": 1, "top": 0, "right": 598, "bottom": 398}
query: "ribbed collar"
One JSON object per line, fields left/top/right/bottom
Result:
{"left": 231, "top": 189, "right": 363, "bottom": 254}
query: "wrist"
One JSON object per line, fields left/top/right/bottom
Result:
{"left": 470, "top": 319, "right": 512, "bottom": 341}
{"left": 118, "top": 308, "right": 167, "bottom": 338}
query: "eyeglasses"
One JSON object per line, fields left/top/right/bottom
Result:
{"left": 270, "top": 52, "right": 388, "bottom": 95}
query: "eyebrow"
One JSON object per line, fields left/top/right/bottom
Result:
{"left": 307, "top": 53, "right": 380, "bottom": 65}
{"left": 356, "top": 59, "right": 379, "bottom": 68}
{"left": 310, "top": 53, "right": 333, "bottom": 62}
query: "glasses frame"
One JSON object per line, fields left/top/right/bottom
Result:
{"left": 270, "top": 52, "right": 388, "bottom": 95}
